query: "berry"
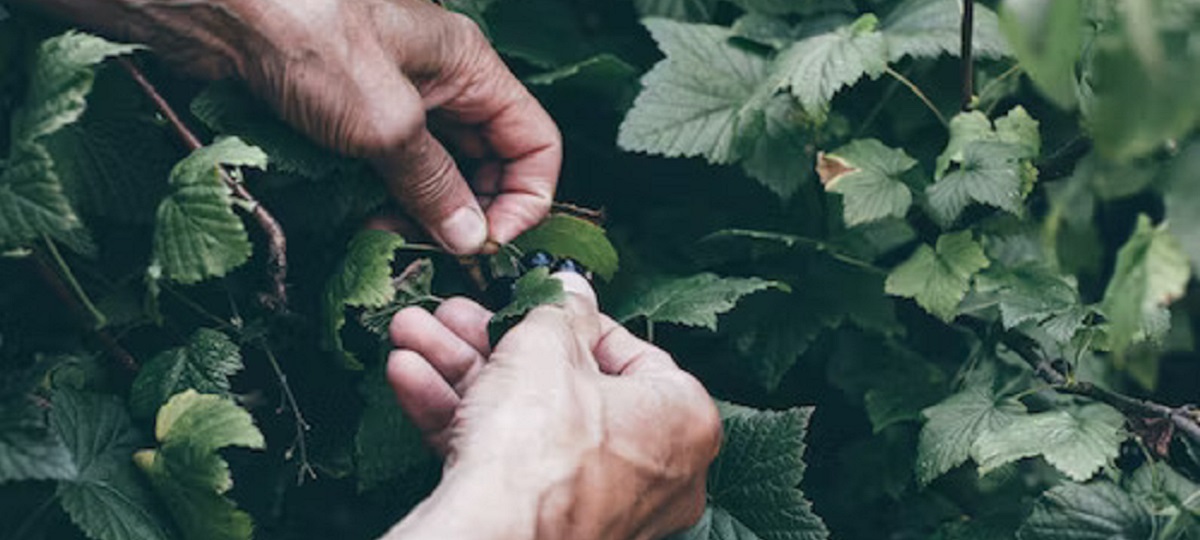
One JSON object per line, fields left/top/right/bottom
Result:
{"left": 521, "top": 250, "right": 555, "bottom": 271}
{"left": 552, "top": 258, "right": 591, "bottom": 280}
{"left": 1116, "top": 439, "right": 1146, "bottom": 473}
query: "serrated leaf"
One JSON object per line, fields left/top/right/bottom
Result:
{"left": 818, "top": 138, "right": 916, "bottom": 226}
{"left": 974, "top": 264, "right": 1081, "bottom": 329}
{"left": 1017, "top": 481, "right": 1152, "bottom": 540}
{"left": 151, "top": 138, "right": 266, "bottom": 284}
{"left": 634, "top": 0, "right": 718, "bottom": 22}
{"left": 1164, "top": 143, "right": 1200, "bottom": 275}
{"left": 12, "top": 31, "right": 140, "bottom": 143}
{"left": 45, "top": 68, "right": 175, "bottom": 224}
{"left": 998, "top": 0, "right": 1083, "bottom": 108}
{"left": 512, "top": 214, "right": 619, "bottom": 280}
{"left": 613, "top": 273, "right": 781, "bottom": 330}
{"left": 322, "top": 229, "right": 406, "bottom": 370}
{"left": 739, "top": 96, "right": 818, "bottom": 199}
{"left": 129, "top": 329, "right": 243, "bottom": 418}
{"left": 135, "top": 390, "right": 264, "bottom": 540}
{"left": 886, "top": 231, "right": 990, "bottom": 321}
{"left": 701, "top": 403, "right": 829, "bottom": 540}
{"left": 0, "top": 395, "right": 75, "bottom": 483}
{"left": 355, "top": 364, "right": 432, "bottom": 492}
{"left": 617, "top": 18, "right": 770, "bottom": 164}
{"left": 916, "top": 382, "right": 1025, "bottom": 485}
{"left": 774, "top": 14, "right": 888, "bottom": 115}
{"left": 191, "top": 81, "right": 358, "bottom": 179}
{"left": 52, "top": 389, "right": 173, "bottom": 540}
{"left": 1100, "top": 215, "right": 1190, "bottom": 353}
{"left": 926, "top": 142, "right": 1029, "bottom": 225}
{"left": 0, "top": 140, "right": 83, "bottom": 249}
{"left": 974, "top": 404, "right": 1124, "bottom": 481}
{"left": 359, "top": 258, "right": 437, "bottom": 337}
{"left": 883, "top": 0, "right": 1011, "bottom": 62}
{"left": 488, "top": 267, "right": 566, "bottom": 346}
{"left": 935, "top": 107, "right": 1040, "bottom": 179}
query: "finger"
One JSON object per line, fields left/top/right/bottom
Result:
{"left": 371, "top": 128, "right": 488, "bottom": 255}
{"left": 434, "top": 37, "right": 560, "bottom": 244}
{"left": 492, "top": 272, "right": 600, "bottom": 369}
{"left": 386, "top": 349, "right": 460, "bottom": 436}
{"left": 390, "top": 307, "right": 486, "bottom": 391}
{"left": 433, "top": 297, "right": 494, "bottom": 356}
{"left": 595, "top": 315, "right": 680, "bottom": 376}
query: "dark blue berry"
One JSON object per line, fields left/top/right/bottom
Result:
{"left": 1116, "top": 439, "right": 1145, "bottom": 472}
{"left": 522, "top": 250, "right": 555, "bottom": 271}
{"left": 552, "top": 258, "right": 592, "bottom": 280}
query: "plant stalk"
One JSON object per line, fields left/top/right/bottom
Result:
{"left": 961, "top": 0, "right": 975, "bottom": 111}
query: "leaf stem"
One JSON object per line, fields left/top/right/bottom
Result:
{"left": 883, "top": 66, "right": 949, "bottom": 127}
{"left": 961, "top": 0, "right": 975, "bottom": 111}
{"left": 645, "top": 318, "right": 655, "bottom": 344}
{"left": 977, "top": 64, "right": 1023, "bottom": 113}
{"left": 41, "top": 236, "right": 105, "bottom": 329}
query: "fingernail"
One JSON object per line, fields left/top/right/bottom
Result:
{"left": 435, "top": 207, "right": 487, "bottom": 255}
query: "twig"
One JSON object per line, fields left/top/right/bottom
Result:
{"left": 884, "top": 66, "right": 949, "bottom": 127}
{"left": 997, "top": 329, "right": 1200, "bottom": 447}
{"left": 29, "top": 250, "right": 138, "bottom": 372}
{"left": 259, "top": 342, "right": 316, "bottom": 484}
{"left": 118, "top": 58, "right": 290, "bottom": 310}
{"left": 961, "top": 0, "right": 975, "bottom": 111}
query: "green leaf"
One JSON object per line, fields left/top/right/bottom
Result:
{"left": 355, "top": 364, "right": 433, "bottom": 492}
{"left": 151, "top": 137, "right": 266, "bottom": 284}
{"left": 129, "top": 329, "right": 243, "bottom": 418}
{"left": 739, "top": 96, "right": 818, "bottom": 199}
{"left": 1017, "top": 481, "right": 1152, "bottom": 540}
{"left": 617, "top": 18, "right": 770, "bottom": 164}
{"left": 0, "top": 141, "right": 83, "bottom": 249}
{"left": 1100, "top": 215, "right": 1190, "bottom": 353}
{"left": 135, "top": 390, "right": 264, "bottom": 540}
{"left": 774, "top": 14, "right": 888, "bottom": 115}
{"left": 0, "top": 395, "right": 75, "bottom": 483}
{"left": 359, "top": 258, "right": 437, "bottom": 337}
{"left": 973, "top": 404, "right": 1124, "bottom": 481}
{"left": 935, "top": 107, "right": 1040, "bottom": 179}
{"left": 1164, "top": 142, "right": 1200, "bottom": 275}
{"left": 926, "top": 142, "right": 1031, "bottom": 225}
{"left": 322, "top": 229, "right": 407, "bottom": 370}
{"left": 512, "top": 214, "right": 619, "bottom": 280}
{"left": 883, "top": 0, "right": 1011, "bottom": 62}
{"left": 12, "top": 31, "right": 140, "bottom": 143}
{"left": 488, "top": 267, "right": 567, "bottom": 346}
{"left": 45, "top": 68, "right": 175, "bottom": 224}
{"left": 973, "top": 264, "right": 1081, "bottom": 329}
{"left": 916, "top": 382, "right": 1024, "bottom": 485}
{"left": 998, "top": 0, "right": 1083, "bottom": 108}
{"left": 525, "top": 54, "right": 639, "bottom": 106}
{"left": 886, "top": 231, "right": 990, "bottom": 321}
{"left": 191, "top": 81, "right": 359, "bottom": 179}
{"left": 52, "top": 389, "right": 173, "bottom": 540}
{"left": 633, "top": 0, "right": 718, "bottom": 22}
{"left": 613, "top": 272, "right": 781, "bottom": 330}
{"left": 818, "top": 139, "right": 916, "bottom": 226}
{"left": 701, "top": 403, "right": 829, "bottom": 540}
{"left": 668, "top": 507, "right": 760, "bottom": 540}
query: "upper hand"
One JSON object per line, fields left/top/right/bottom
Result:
{"left": 384, "top": 274, "right": 721, "bottom": 540}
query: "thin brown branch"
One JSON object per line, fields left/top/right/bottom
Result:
{"left": 997, "top": 329, "right": 1200, "bottom": 447}
{"left": 961, "top": 0, "right": 975, "bottom": 111}
{"left": 29, "top": 251, "right": 138, "bottom": 372}
{"left": 119, "top": 58, "right": 289, "bottom": 309}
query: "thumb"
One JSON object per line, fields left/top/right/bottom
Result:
{"left": 371, "top": 128, "right": 488, "bottom": 255}
{"left": 492, "top": 272, "right": 601, "bottom": 370}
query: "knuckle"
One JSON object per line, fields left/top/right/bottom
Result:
{"left": 356, "top": 106, "right": 425, "bottom": 157}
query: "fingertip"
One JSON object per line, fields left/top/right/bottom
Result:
{"left": 386, "top": 349, "right": 459, "bottom": 434}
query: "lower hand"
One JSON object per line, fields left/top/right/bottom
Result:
{"left": 384, "top": 273, "right": 721, "bottom": 540}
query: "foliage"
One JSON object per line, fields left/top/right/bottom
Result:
{"left": 3, "top": 0, "right": 1200, "bottom": 539}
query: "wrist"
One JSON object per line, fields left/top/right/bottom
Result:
{"left": 383, "top": 463, "right": 541, "bottom": 540}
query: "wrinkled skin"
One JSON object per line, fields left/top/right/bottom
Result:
{"left": 25, "top": 0, "right": 561, "bottom": 254}
{"left": 386, "top": 274, "right": 722, "bottom": 540}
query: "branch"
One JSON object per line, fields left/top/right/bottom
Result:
{"left": 997, "top": 329, "right": 1200, "bottom": 448}
{"left": 29, "top": 250, "right": 138, "bottom": 372}
{"left": 119, "top": 59, "right": 290, "bottom": 310}
{"left": 961, "top": 0, "right": 975, "bottom": 111}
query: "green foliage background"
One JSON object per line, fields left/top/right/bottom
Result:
{"left": 3, "top": 0, "right": 1200, "bottom": 539}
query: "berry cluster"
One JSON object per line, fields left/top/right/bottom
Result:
{"left": 519, "top": 250, "right": 592, "bottom": 280}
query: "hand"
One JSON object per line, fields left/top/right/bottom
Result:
{"left": 28, "top": 0, "right": 561, "bottom": 254}
{"left": 383, "top": 273, "right": 721, "bottom": 540}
